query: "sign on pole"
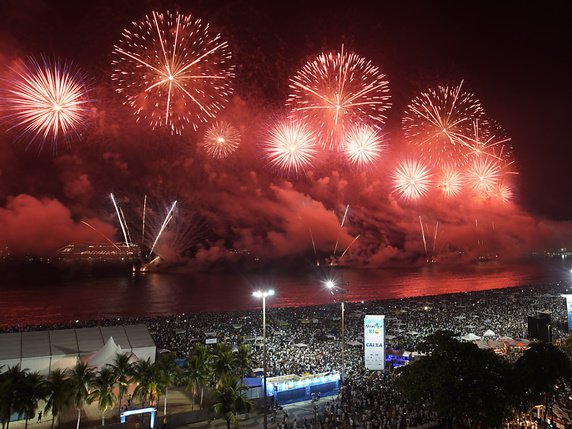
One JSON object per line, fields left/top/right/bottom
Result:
{"left": 561, "top": 295, "right": 572, "bottom": 331}
{"left": 364, "top": 315, "right": 385, "bottom": 370}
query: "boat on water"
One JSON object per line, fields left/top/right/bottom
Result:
{"left": 54, "top": 242, "right": 142, "bottom": 274}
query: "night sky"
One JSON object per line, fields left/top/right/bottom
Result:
{"left": 0, "top": 0, "right": 570, "bottom": 266}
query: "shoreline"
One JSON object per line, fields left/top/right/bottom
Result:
{"left": 1, "top": 279, "right": 568, "bottom": 333}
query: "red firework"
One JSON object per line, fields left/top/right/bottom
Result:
{"left": 465, "top": 158, "right": 501, "bottom": 195}
{"left": 201, "top": 121, "right": 240, "bottom": 159}
{"left": 264, "top": 118, "right": 317, "bottom": 175}
{"left": 437, "top": 167, "right": 463, "bottom": 197}
{"left": 392, "top": 159, "right": 433, "bottom": 200}
{"left": 287, "top": 46, "right": 391, "bottom": 150}
{"left": 344, "top": 124, "right": 383, "bottom": 167}
{"left": 403, "top": 81, "right": 484, "bottom": 167}
{"left": 112, "top": 10, "right": 234, "bottom": 135}
{"left": 2, "top": 57, "right": 91, "bottom": 151}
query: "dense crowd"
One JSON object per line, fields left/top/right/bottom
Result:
{"left": 2, "top": 281, "right": 571, "bottom": 428}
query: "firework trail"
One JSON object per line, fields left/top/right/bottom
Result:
{"left": 333, "top": 204, "right": 350, "bottom": 256}
{"left": 2, "top": 57, "right": 92, "bottom": 152}
{"left": 343, "top": 124, "right": 383, "bottom": 166}
{"left": 403, "top": 81, "right": 484, "bottom": 166}
{"left": 110, "top": 193, "right": 130, "bottom": 244}
{"left": 112, "top": 10, "right": 234, "bottom": 135}
{"left": 81, "top": 221, "right": 120, "bottom": 249}
{"left": 149, "top": 200, "right": 177, "bottom": 257}
{"left": 340, "top": 234, "right": 360, "bottom": 259}
{"left": 201, "top": 121, "right": 240, "bottom": 159}
{"left": 392, "top": 159, "right": 433, "bottom": 200}
{"left": 288, "top": 46, "right": 391, "bottom": 150}
{"left": 264, "top": 118, "right": 317, "bottom": 175}
{"left": 141, "top": 194, "right": 147, "bottom": 244}
{"left": 419, "top": 216, "right": 428, "bottom": 259}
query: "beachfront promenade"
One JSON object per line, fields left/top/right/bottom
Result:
{"left": 2, "top": 281, "right": 571, "bottom": 428}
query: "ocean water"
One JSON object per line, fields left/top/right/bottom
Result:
{"left": 1, "top": 259, "right": 571, "bottom": 328}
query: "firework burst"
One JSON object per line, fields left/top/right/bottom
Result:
{"left": 437, "top": 167, "right": 463, "bottom": 197}
{"left": 494, "top": 183, "right": 513, "bottom": 204}
{"left": 465, "top": 157, "right": 501, "bottom": 195}
{"left": 393, "top": 159, "right": 433, "bottom": 200}
{"left": 287, "top": 46, "right": 391, "bottom": 150}
{"left": 264, "top": 118, "right": 317, "bottom": 175}
{"left": 403, "top": 81, "right": 484, "bottom": 166}
{"left": 201, "top": 121, "right": 240, "bottom": 159}
{"left": 1, "top": 57, "right": 92, "bottom": 151}
{"left": 344, "top": 123, "right": 383, "bottom": 167}
{"left": 112, "top": 10, "right": 234, "bottom": 135}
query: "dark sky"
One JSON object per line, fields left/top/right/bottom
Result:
{"left": 0, "top": 0, "right": 570, "bottom": 265}
{"left": 1, "top": 0, "right": 569, "bottom": 219}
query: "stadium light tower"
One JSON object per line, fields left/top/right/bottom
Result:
{"left": 253, "top": 289, "right": 274, "bottom": 429}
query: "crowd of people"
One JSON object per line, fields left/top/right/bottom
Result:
{"left": 2, "top": 280, "right": 571, "bottom": 428}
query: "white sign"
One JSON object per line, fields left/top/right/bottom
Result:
{"left": 205, "top": 338, "right": 218, "bottom": 344}
{"left": 364, "top": 315, "right": 385, "bottom": 370}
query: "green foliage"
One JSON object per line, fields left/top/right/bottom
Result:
{"left": 44, "top": 369, "right": 74, "bottom": 429}
{"left": 88, "top": 367, "right": 117, "bottom": 426}
{"left": 131, "top": 359, "right": 160, "bottom": 407}
{"left": 513, "top": 342, "right": 572, "bottom": 409}
{"left": 109, "top": 353, "right": 133, "bottom": 414}
{"left": 211, "top": 374, "right": 253, "bottom": 429}
{"left": 396, "top": 330, "right": 514, "bottom": 428}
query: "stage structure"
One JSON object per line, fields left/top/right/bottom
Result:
{"left": 364, "top": 315, "right": 385, "bottom": 371}
{"left": 562, "top": 294, "right": 572, "bottom": 331}
{"left": 266, "top": 372, "right": 340, "bottom": 405}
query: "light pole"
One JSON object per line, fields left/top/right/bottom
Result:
{"left": 325, "top": 280, "right": 348, "bottom": 383}
{"left": 253, "top": 289, "right": 274, "bottom": 429}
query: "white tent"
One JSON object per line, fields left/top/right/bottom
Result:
{"left": 461, "top": 333, "right": 481, "bottom": 341}
{"left": 82, "top": 337, "right": 123, "bottom": 369}
{"left": 0, "top": 324, "right": 155, "bottom": 376}
{"left": 483, "top": 329, "right": 496, "bottom": 337}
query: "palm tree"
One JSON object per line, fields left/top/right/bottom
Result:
{"left": 19, "top": 372, "right": 47, "bottom": 429}
{"left": 109, "top": 353, "right": 133, "bottom": 415}
{"left": 0, "top": 365, "right": 27, "bottom": 429}
{"left": 44, "top": 369, "right": 73, "bottom": 429}
{"left": 155, "top": 353, "right": 179, "bottom": 416}
{"left": 88, "top": 368, "right": 117, "bottom": 426}
{"left": 131, "top": 359, "right": 159, "bottom": 408}
{"left": 69, "top": 361, "right": 96, "bottom": 429}
{"left": 211, "top": 374, "right": 252, "bottom": 429}
{"left": 185, "top": 355, "right": 211, "bottom": 411}
{"left": 211, "top": 344, "right": 235, "bottom": 383}
{"left": 233, "top": 345, "right": 254, "bottom": 379}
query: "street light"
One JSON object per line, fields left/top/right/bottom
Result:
{"left": 253, "top": 289, "right": 274, "bottom": 429}
{"left": 324, "top": 280, "right": 348, "bottom": 383}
